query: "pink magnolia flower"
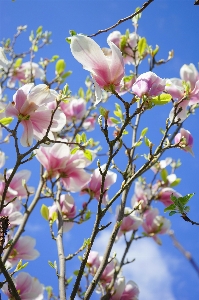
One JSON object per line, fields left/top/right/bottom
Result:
{"left": 82, "top": 116, "right": 96, "bottom": 131}
{"left": 35, "top": 143, "right": 90, "bottom": 192}
{"left": 83, "top": 164, "right": 117, "bottom": 205}
{"left": 180, "top": 63, "right": 199, "bottom": 90}
{"left": 87, "top": 251, "right": 116, "bottom": 286}
{"left": 166, "top": 64, "right": 199, "bottom": 122}
{"left": 142, "top": 208, "right": 171, "bottom": 244}
{"left": 116, "top": 206, "right": 143, "bottom": 238}
{"left": 131, "top": 181, "right": 151, "bottom": 209}
{"left": 70, "top": 35, "right": 124, "bottom": 104}
{"left": 8, "top": 62, "right": 45, "bottom": 88}
{"left": 60, "top": 97, "right": 86, "bottom": 122}
{"left": 111, "top": 277, "right": 139, "bottom": 300}
{"left": 87, "top": 251, "right": 100, "bottom": 270}
{"left": 151, "top": 157, "right": 172, "bottom": 173}
{"left": 7, "top": 236, "right": 39, "bottom": 268}
{"left": 2, "top": 272, "right": 44, "bottom": 300}
{"left": 0, "top": 201, "right": 23, "bottom": 227}
{"left": 6, "top": 83, "right": 66, "bottom": 146}
{"left": 100, "top": 256, "right": 115, "bottom": 285}
{"left": 132, "top": 72, "right": 165, "bottom": 98}
{"left": 174, "top": 128, "right": 194, "bottom": 155}
{"left": 49, "top": 194, "right": 76, "bottom": 232}
{"left": 158, "top": 187, "right": 182, "bottom": 206}
{"left": 0, "top": 169, "right": 34, "bottom": 202}
{"left": 107, "top": 31, "right": 138, "bottom": 65}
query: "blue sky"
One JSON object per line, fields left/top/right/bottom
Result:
{"left": 0, "top": 1, "right": 199, "bottom": 299}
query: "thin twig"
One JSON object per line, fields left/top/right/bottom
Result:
{"left": 88, "top": 0, "right": 154, "bottom": 37}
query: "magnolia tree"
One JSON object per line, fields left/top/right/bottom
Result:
{"left": 0, "top": 2, "right": 199, "bottom": 299}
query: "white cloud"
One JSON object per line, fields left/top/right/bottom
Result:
{"left": 93, "top": 230, "right": 177, "bottom": 300}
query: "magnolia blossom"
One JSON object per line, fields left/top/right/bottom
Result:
{"left": 111, "top": 277, "right": 139, "bottom": 300}
{"left": 60, "top": 97, "right": 86, "bottom": 122}
{"left": 7, "top": 236, "right": 39, "bottom": 268}
{"left": 82, "top": 116, "right": 96, "bottom": 131}
{"left": 0, "top": 201, "right": 23, "bottom": 227}
{"left": 151, "top": 157, "right": 172, "bottom": 173}
{"left": 35, "top": 143, "right": 90, "bottom": 192}
{"left": 107, "top": 31, "right": 138, "bottom": 65}
{"left": 166, "top": 63, "right": 199, "bottom": 122}
{"left": 8, "top": 62, "right": 45, "bottom": 88}
{"left": 158, "top": 187, "right": 182, "bottom": 206}
{"left": 49, "top": 194, "right": 76, "bottom": 232}
{"left": 6, "top": 83, "right": 66, "bottom": 146}
{"left": 116, "top": 206, "right": 143, "bottom": 238}
{"left": 131, "top": 181, "right": 151, "bottom": 209}
{"left": 174, "top": 128, "right": 194, "bottom": 155}
{"left": 87, "top": 251, "right": 115, "bottom": 285}
{"left": 0, "top": 169, "right": 34, "bottom": 202}
{"left": 83, "top": 164, "right": 117, "bottom": 205}
{"left": 142, "top": 207, "right": 171, "bottom": 244}
{"left": 180, "top": 63, "right": 199, "bottom": 90}
{"left": 2, "top": 272, "right": 44, "bottom": 300}
{"left": 132, "top": 71, "right": 165, "bottom": 98}
{"left": 70, "top": 35, "right": 124, "bottom": 104}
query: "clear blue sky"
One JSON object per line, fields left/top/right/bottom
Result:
{"left": 0, "top": 1, "right": 199, "bottom": 299}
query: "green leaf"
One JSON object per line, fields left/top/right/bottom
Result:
{"left": 114, "top": 110, "right": 123, "bottom": 119}
{"left": 40, "top": 204, "right": 49, "bottom": 221}
{"left": 81, "top": 132, "right": 87, "bottom": 143}
{"left": 51, "top": 211, "right": 57, "bottom": 223}
{"left": 119, "top": 35, "right": 127, "bottom": 51}
{"left": 66, "top": 276, "right": 73, "bottom": 284}
{"left": 14, "top": 58, "right": 23, "bottom": 68}
{"left": 85, "top": 210, "right": 91, "bottom": 220}
{"left": 164, "top": 204, "right": 176, "bottom": 212}
{"left": 61, "top": 71, "right": 72, "bottom": 79}
{"left": 160, "top": 169, "right": 168, "bottom": 182}
{"left": 170, "top": 178, "right": 181, "bottom": 187}
{"left": 78, "top": 87, "right": 84, "bottom": 98}
{"left": 69, "top": 30, "right": 77, "bottom": 36}
{"left": 0, "top": 117, "right": 13, "bottom": 126}
{"left": 115, "top": 103, "right": 122, "bottom": 111}
{"left": 73, "top": 270, "right": 79, "bottom": 276}
{"left": 109, "top": 117, "right": 120, "bottom": 124}
{"left": 122, "top": 130, "right": 128, "bottom": 135}
{"left": 15, "top": 260, "right": 29, "bottom": 271}
{"left": 179, "top": 193, "right": 195, "bottom": 206}
{"left": 48, "top": 261, "right": 55, "bottom": 269}
{"left": 99, "top": 106, "right": 108, "bottom": 118}
{"left": 56, "top": 59, "right": 66, "bottom": 75}
{"left": 134, "top": 141, "right": 142, "bottom": 147}
{"left": 184, "top": 206, "right": 190, "bottom": 213}
{"left": 138, "top": 37, "right": 147, "bottom": 56}
{"left": 75, "top": 134, "right": 81, "bottom": 144}
{"left": 33, "top": 45, "right": 38, "bottom": 52}
{"left": 36, "top": 26, "right": 43, "bottom": 34}
{"left": 152, "top": 45, "right": 159, "bottom": 57}
{"left": 140, "top": 127, "right": 148, "bottom": 138}
{"left": 169, "top": 211, "right": 177, "bottom": 216}
{"left": 144, "top": 136, "right": 150, "bottom": 147}
{"left": 151, "top": 94, "right": 172, "bottom": 105}
{"left": 51, "top": 55, "right": 59, "bottom": 62}
{"left": 71, "top": 147, "right": 79, "bottom": 155}
{"left": 83, "top": 150, "right": 92, "bottom": 161}
{"left": 86, "top": 89, "right": 92, "bottom": 101}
